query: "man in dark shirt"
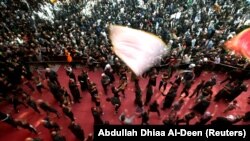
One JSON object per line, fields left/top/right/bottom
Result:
{"left": 195, "top": 105, "right": 217, "bottom": 125}
{"left": 45, "top": 68, "right": 61, "bottom": 87}
{"left": 176, "top": 112, "right": 196, "bottom": 125}
{"left": 42, "top": 117, "right": 60, "bottom": 131}
{"left": 189, "top": 80, "right": 205, "bottom": 98}
{"left": 148, "top": 100, "right": 161, "bottom": 117}
{"left": 68, "top": 79, "right": 81, "bottom": 103}
{"left": 68, "top": 121, "right": 85, "bottom": 141}
{"left": 37, "top": 99, "right": 60, "bottom": 118}
{"left": 204, "top": 76, "right": 216, "bottom": 89}
{"left": 78, "top": 70, "right": 89, "bottom": 91}
{"left": 0, "top": 112, "right": 17, "bottom": 128}
{"left": 144, "top": 84, "right": 153, "bottom": 106}
{"left": 51, "top": 131, "right": 66, "bottom": 141}
{"left": 140, "top": 111, "right": 149, "bottom": 125}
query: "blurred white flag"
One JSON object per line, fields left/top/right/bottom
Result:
{"left": 109, "top": 25, "right": 169, "bottom": 76}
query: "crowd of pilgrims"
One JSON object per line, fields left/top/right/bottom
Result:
{"left": 1, "top": 0, "right": 250, "bottom": 141}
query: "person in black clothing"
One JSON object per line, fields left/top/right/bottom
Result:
{"left": 47, "top": 80, "right": 62, "bottom": 103}
{"left": 148, "top": 100, "right": 161, "bottom": 117}
{"left": 41, "top": 117, "right": 60, "bottom": 131}
{"left": 193, "top": 62, "right": 203, "bottom": 78}
{"left": 111, "top": 85, "right": 120, "bottom": 97}
{"left": 59, "top": 87, "right": 73, "bottom": 106}
{"left": 220, "top": 68, "right": 242, "bottom": 85}
{"left": 78, "top": 70, "right": 89, "bottom": 91}
{"left": 147, "top": 69, "right": 157, "bottom": 87}
{"left": 163, "top": 110, "right": 177, "bottom": 125}
{"left": 227, "top": 83, "right": 248, "bottom": 102}
{"left": 95, "top": 97, "right": 103, "bottom": 115}
{"left": 34, "top": 76, "right": 47, "bottom": 94}
{"left": 26, "top": 96, "right": 41, "bottom": 114}
{"left": 68, "top": 71, "right": 77, "bottom": 83}
{"left": 203, "top": 76, "right": 216, "bottom": 89}
{"left": 118, "top": 76, "right": 128, "bottom": 98}
{"left": 107, "top": 86, "right": 121, "bottom": 114}
{"left": 107, "top": 95, "right": 121, "bottom": 114}
{"left": 134, "top": 81, "right": 142, "bottom": 105}
{"left": 0, "top": 112, "right": 18, "bottom": 128}
{"left": 45, "top": 68, "right": 61, "bottom": 87}
{"left": 65, "top": 66, "right": 76, "bottom": 81}
{"left": 91, "top": 107, "right": 104, "bottom": 125}
{"left": 158, "top": 73, "right": 168, "bottom": 91}
{"left": 89, "top": 82, "right": 98, "bottom": 102}
{"left": 214, "top": 82, "right": 232, "bottom": 102}
{"left": 189, "top": 80, "right": 205, "bottom": 98}
{"left": 176, "top": 112, "right": 196, "bottom": 125}
{"left": 201, "top": 86, "right": 213, "bottom": 97}
{"left": 192, "top": 94, "right": 212, "bottom": 115}
{"left": 182, "top": 70, "right": 194, "bottom": 83}
{"left": 104, "top": 64, "right": 115, "bottom": 83}
{"left": 162, "top": 83, "right": 178, "bottom": 110}
{"left": 7, "top": 65, "right": 22, "bottom": 87}
{"left": 22, "top": 66, "right": 35, "bottom": 92}
{"left": 140, "top": 111, "right": 149, "bottom": 125}
{"left": 12, "top": 94, "right": 28, "bottom": 113}
{"left": 87, "top": 56, "right": 96, "bottom": 72}
{"left": 51, "top": 131, "right": 66, "bottom": 141}
{"left": 172, "top": 74, "right": 182, "bottom": 86}
{"left": 62, "top": 104, "right": 75, "bottom": 121}
{"left": 68, "top": 79, "right": 81, "bottom": 103}
{"left": 37, "top": 99, "right": 60, "bottom": 118}
{"left": 134, "top": 82, "right": 143, "bottom": 112}
{"left": 68, "top": 121, "right": 85, "bottom": 141}
{"left": 118, "top": 66, "right": 127, "bottom": 80}
{"left": 180, "top": 80, "right": 192, "bottom": 97}
{"left": 15, "top": 120, "right": 38, "bottom": 134}
{"left": 220, "top": 75, "right": 233, "bottom": 85}
{"left": 195, "top": 109, "right": 216, "bottom": 125}
{"left": 144, "top": 84, "right": 153, "bottom": 106}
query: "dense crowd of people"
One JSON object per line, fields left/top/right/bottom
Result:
{"left": 1, "top": 0, "right": 250, "bottom": 141}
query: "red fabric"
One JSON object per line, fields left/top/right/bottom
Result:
{"left": 225, "top": 28, "right": 250, "bottom": 59}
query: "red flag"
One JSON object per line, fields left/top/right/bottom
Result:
{"left": 225, "top": 28, "right": 250, "bottom": 60}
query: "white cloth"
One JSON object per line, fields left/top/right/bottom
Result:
{"left": 109, "top": 25, "right": 169, "bottom": 76}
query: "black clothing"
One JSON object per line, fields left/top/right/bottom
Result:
{"left": 145, "top": 85, "right": 153, "bottom": 105}
{"left": 45, "top": 70, "right": 60, "bottom": 86}
{"left": 69, "top": 81, "right": 81, "bottom": 103}
{"left": 39, "top": 102, "right": 60, "bottom": 118}
{"left": 62, "top": 107, "right": 75, "bottom": 121}
{"left": 68, "top": 123, "right": 85, "bottom": 141}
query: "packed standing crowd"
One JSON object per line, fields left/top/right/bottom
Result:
{"left": 1, "top": 0, "right": 250, "bottom": 141}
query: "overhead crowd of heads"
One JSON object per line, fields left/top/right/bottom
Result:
{"left": 0, "top": 0, "right": 250, "bottom": 66}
